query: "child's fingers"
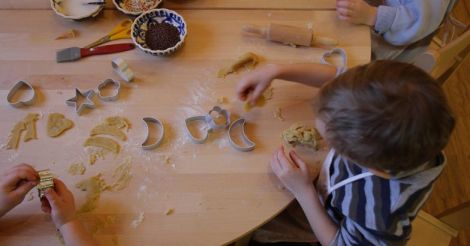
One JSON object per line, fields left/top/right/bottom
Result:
{"left": 40, "top": 198, "right": 51, "bottom": 214}
{"left": 337, "top": 7, "right": 352, "bottom": 17}
{"left": 336, "top": 0, "right": 354, "bottom": 9}
{"left": 236, "top": 79, "right": 254, "bottom": 101}
{"left": 276, "top": 147, "right": 294, "bottom": 170}
{"left": 249, "top": 84, "right": 266, "bottom": 105}
{"left": 3, "top": 170, "right": 38, "bottom": 188}
{"left": 44, "top": 188, "right": 60, "bottom": 209}
{"left": 52, "top": 178, "right": 70, "bottom": 196}
{"left": 270, "top": 158, "right": 281, "bottom": 175}
{"left": 11, "top": 181, "right": 36, "bottom": 197}
{"left": 289, "top": 151, "right": 308, "bottom": 173}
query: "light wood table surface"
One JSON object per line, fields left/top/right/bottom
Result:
{"left": 0, "top": 6, "right": 370, "bottom": 246}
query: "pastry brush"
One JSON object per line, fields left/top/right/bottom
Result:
{"left": 56, "top": 43, "right": 135, "bottom": 63}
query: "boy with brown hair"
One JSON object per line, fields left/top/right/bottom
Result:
{"left": 237, "top": 60, "right": 455, "bottom": 245}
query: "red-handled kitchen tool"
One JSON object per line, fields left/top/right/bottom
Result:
{"left": 56, "top": 43, "right": 135, "bottom": 63}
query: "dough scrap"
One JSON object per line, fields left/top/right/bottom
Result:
{"left": 6, "top": 121, "right": 26, "bottom": 149}
{"left": 243, "top": 94, "right": 266, "bottom": 111}
{"left": 282, "top": 123, "right": 321, "bottom": 149}
{"left": 76, "top": 174, "right": 110, "bottom": 214}
{"left": 68, "top": 162, "right": 86, "bottom": 175}
{"left": 84, "top": 136, "right": 120, "bottom": 154}
{"left": 217, "top": 96, "right": 229, "bottom": 104}
{"left": 23, "top": 113, "right": 40, "bottom": 142}
{"left": 55, "top": 29, "right": 78, "bottom": 40}
{"left": 47, "top": 113, "right": 74, "bottom": 137}
{"left": 218, "top": 52, "right": 259, "bottom": 78}
{"left": 111, "top": 157, "right": 132, "bottom": 191}
{"left": 130, "top": 212, "right": 145, "bottom": 228}
{"left": 90, "top": 124, "right": 127, "bottom": 141}
{"left": 273, "top": 107, "right": 284, "bottom": 121}
{"left": 89, "top": 149, "right": 105, "bottom": 165}
{"left": 165, "top": 208, "right": 174, "bottom": 215}
{"left": 105, "top": 116, "right": 130, "bottom": 131}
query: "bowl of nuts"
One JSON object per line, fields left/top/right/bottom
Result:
{"left": 113, "top": 0, "right": 162, "bottom": 16}
{"left": 131, "top": 8, "right": 187, "bottom": 56}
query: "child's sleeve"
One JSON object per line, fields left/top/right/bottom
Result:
{"left": 374, "top": 0, "right": 454, "bottom": 46}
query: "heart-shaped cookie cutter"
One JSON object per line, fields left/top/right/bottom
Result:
{"left": 185, "top": 106, "right": 231, "bottom": 144}
{"left": 7, "top": 80, "right": 36, "bottom": 108}
{"left": 112, "top": 58, "right": 134, "bottom": 82}
{"left": 228, "top": 118, "right": 256, "bottom": 152}
{"left": 141, "top": 117, "right": 165, "bottom": 150}
{"left": 320, "top": 48, "right": 348, "bottom": 76}
{"left": 97, "top": 79, "right": 121, "bottom": 101}
{"left": 66, "top": 88, "right": 96, "bottom": 115}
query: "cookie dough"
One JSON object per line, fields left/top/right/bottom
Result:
{"left": 89, "top": 149, "right": 105, "bottom": 165}
{"left": 111, "top": 157, "right": 132, "bottom": 191}
{"left": 76, "top": 174, "right": 110, "bottom": 214}
{"left": 47, "top": 113, "right": 74, "bottom": 137}
{"left": 90, "top": 124, "right": 127, "bottom": 141}
{"left": 23, "top": 113, "right": 40, "bottom": 142}
{"left": 273, "top": 107, "right": 284, "bottom": 121}
{"left": 105, "top": 116, "right": 130, "bottom": 131}
{"left": 84, "top": 136, "right": 120, "bottom": 154}
{"left": 282, "top": 123, "right": 321, "bottom": 149}
{"left": 243, "top": 94, "right": 266, "bottom": 111}
{"left": 130, "top": 212, "right": 145, "bottom": 228}
{"left": 68, "top": 162, "right": 86, "bottom": 175}
{"left": 6, "top": 121, "right": 26, "bottom": 149}
{"left": 218, "top": 52, "right": 259, "bottom": 78}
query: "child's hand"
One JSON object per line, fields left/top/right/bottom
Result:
{"left": 236, "top": 64, "right": 279, "bottom": 105}
{"left": 270, "top": 146, "right": 316, "bottom": 198}
{"left": 0, "top": 164, "right": 39, "bottom": 217}
{"left": 40, "top": 179, "right": 76, "bottom": 228}
{"left": 336, "top": 0, "right": 377, "bottom": 26}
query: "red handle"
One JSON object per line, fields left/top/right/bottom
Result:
{"left": 81, "top": 43, "right": 135, "bottom": 57}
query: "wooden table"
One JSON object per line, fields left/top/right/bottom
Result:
{"left": 0, "top": 3, "right": 370, "bottom": 246}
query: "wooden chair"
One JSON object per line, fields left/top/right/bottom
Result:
{"left": 414, "top": 14, "right": 470, "bottom": 84}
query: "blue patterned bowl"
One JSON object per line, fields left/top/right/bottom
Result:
{"left": 131, "top": 8, "right": 187, "bottom": 56}
{"left": 113, "top": 0, "right": 162, "bottom": 16}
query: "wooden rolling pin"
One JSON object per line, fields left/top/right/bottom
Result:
{"left": 242, "top": 23, "right": 338, "bottom": 47}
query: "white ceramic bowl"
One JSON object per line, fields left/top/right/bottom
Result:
{"left": 50, "top": 0, "right": 104, "bottom": 20}
{"left": 113, "top": 0, "right": 162, "bottom": 16}
{"left": 131, "top": 8, "right": 187, "bottom": 56}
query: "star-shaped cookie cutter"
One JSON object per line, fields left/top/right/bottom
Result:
{"left": 66, "top": 88, "right": 96, "bottom": 115}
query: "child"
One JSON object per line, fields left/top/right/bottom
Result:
{"left": 0, "top": 164, "right": 98, "bottom": 246}
{"left": 237, "top": 60, "right": 455, "bottom": 245}
{"left": 335, "top": 0, "right": 457, "bottom": 62}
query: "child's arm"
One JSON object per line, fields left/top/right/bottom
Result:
{"left": 0, "top": 164, "right": 39, "bottom": 217}
{"left": 41, "top": 179, "right": 98, "bottom": 246}
{"left": 336, "top": 0, "right": 377, "bottom": 26}
{"left": 236, "top": 63, "right": 337, "bottom": 105}
{"left": 270, "top": 146, "right": 338, "bottom": 245}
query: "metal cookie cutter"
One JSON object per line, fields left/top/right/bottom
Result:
{"left": 228, "top": 118, "right": 256, "bottom": 152}
{"left": 320, "top": 48, "right": 348, "bottom": 76}
{"left": 142, "top": 117, "right": 165, "bottom": 150}
{"left": 66, "top": 88, "right": 96, "bottom": 115}
{"left": 7, "top": 80, "right": 36, "bottom": 108}
{"left": 112, "top": 57, "right": 134, "bottom": 82}
{"left": 37, "top": 169, "right": 54, "bottom": 198}
{"left": 97, "top": 79, "right": 121, "bottom": 101}
{"left": 185, "top": 106, "right": 231, "bottom": 144}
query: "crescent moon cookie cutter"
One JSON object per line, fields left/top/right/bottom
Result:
{"left": 228, "top": 118, "right": 256, "bottom": 152}
{"left": 112, "top": 58, "right": 134, "bottom": 82}
{"left": 66, "top": 88, "right": 96, "bottom": 115}
{"left": 141, "top": 117, "right": 165, "bottom": 150}
{"left": 7, "top": 80, "right": 37, "bottom": 108}
{"left": 97, "top": 79, "right": 121, "bottom": 102}
{"left": 320, "top": 48, "right": 348, "bottom": 76}
{"left": 185, "top": 106, "right": 231, "bottom": 144}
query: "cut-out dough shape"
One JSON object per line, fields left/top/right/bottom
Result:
{"left": 218, "top": 52, "right": 259, "bottom": 78}
{"left": 47, "top": 113, "right": 74, "bottom": 137}
{"left": 141, "top": 117, "right": 165, "bottom": 150}
{"left": 6, "top": 121, "right": 26, "bottom": 149}
{"left": 228, "top": 118, "right": 256, "bottom": 152}
{"left": 7, "top": 81, "right": 36, "bottom": 108}
{"left": 23, "top": 113, "right": 39, "bottom": 142}
{"left": 105, "top": 116, "right": 130, "bottom": 130}
{"left": 90, "top": 124, "right": 127, "bottom": 141}
{"left": 97, "top": 79, "right": 121, "bottom": 102}
{"left": 66, "top": 89, "right": 96, "bottom": 115}
{"left": 83, "top": 136, "right": 120, "bottom": 154}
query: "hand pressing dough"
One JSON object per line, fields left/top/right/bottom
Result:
{"left": 23, "top": 113, "right": 40, "bottom": 142}
{"left": 243, "top": 94, "right": 266, "bottom": 111}
{"left": 90, "top": 124, "right": 127, "bottom": 141}
{"left": 84, "top": 136, "right": 120, "bottom": 154}
{"left": 47, "top": 113, "right": 74, "bottom": 137}
{"left": 282, "top": 123, "right": 321, "bottom": 149}
{"left": 6, "top": 121, "right": 26, "bottom": 149}
{"left": 218, "top": 52, "right": 259, "bottom": 78}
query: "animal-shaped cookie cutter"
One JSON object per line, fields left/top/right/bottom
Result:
{"left": 141, "top": 117, "right": 165, "bottom": 150}
{"left": 97, "top": 79, "right": 121, "bottom": 101}
{"left": 185, "top": 106, "right": 231, "bottom": 144}
{"left": 112, "top": 57, "right": 134, "bottom": 82}
{"left": 66, "top": 88, "right": 96, "bottom": 115}
{"left": 227, "top": 118, "right": 256, "bottom": 152}
{"left": 320, "top": 48, "right": 348, "bottom": 76}
{"left": 7, "top": 80, "right": 37, "bottom": 108}
{"left": 37, "top": 169, "right": 54, "bottom": 198}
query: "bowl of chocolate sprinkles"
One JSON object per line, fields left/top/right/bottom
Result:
{"left": 132, "top": 8, "right": 187, "bottom": 56}
{"left": 113, "top": 0, "right": 162, "bottom": 16}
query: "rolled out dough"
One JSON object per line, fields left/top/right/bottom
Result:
{"left": 47, "top": 113, "right": 74, "bottom": 137}
{"left": 218, "top": 52, "right": 259, "bottom": 78}
{"left": 84, "top": 136, "right": 120, "bottom": 154}
{"left": 6, "top": 121, "right": 26, "bottom": 149}
{"left": 23, "top": 113, "right": 40, "bottom": 142}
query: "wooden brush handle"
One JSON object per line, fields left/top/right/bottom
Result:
{"left": 81, "top": 43, "right": 135, "bottom": 57}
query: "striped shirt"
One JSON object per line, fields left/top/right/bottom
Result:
{"left": 321, "top": 150, "right": 445, "bottom": 246}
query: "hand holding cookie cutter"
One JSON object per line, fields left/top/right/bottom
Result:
{"left": 142, "top": 117, "right": 165, "bottom": 150}
{"left": 185, "top": 106, "right": 231, "bottom": 144}
{"left": 320, "top": 48, "right": 348, "bottom": 76}
{"left": 66, "top": 88, "right": 96, "bottom": 115}
{"left": 112, "top": 58, "right": 134, "bottom": 82}
{"left": 228, "top": 118, "right": 256, "bottom": 152}
{"left": 37, "top": 169, "right": 54, "bottom": 198}
{"left": 7, "top": 81, "right": 36, "bottom": 108}
{"left": 97, "top": 79, "right": 121, "bottom": 101}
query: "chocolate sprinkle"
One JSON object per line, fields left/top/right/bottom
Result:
{"left": 145, "top": 22, "right": 181, "bottom": 51}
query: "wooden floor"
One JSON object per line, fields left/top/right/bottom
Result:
{"left": 421, "top": 0, "right": 470, "bottom": 244}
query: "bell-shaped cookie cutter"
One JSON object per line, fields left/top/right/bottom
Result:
{"left": 112, "top": 57, "right": 134, "bottom": 82}
{"left": 141, "top": 117, "right": 165, "bottom": 150}
{"left": 185, "top": 106, "right": 231, "bottom": 144}
{"left": 97, "top": 79, "right": 121, "bottom": 101}
{"left": 66, "top": 88, "right": 96, "bottom": 115}
{"left": 7, "top": 80, "right": 36, "bottom": 108}
{"left": 228, "top": 118, "right": 256, "bottom": 152}
{"left": 320, "top": 48, "right": 348, "bottom": 76}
